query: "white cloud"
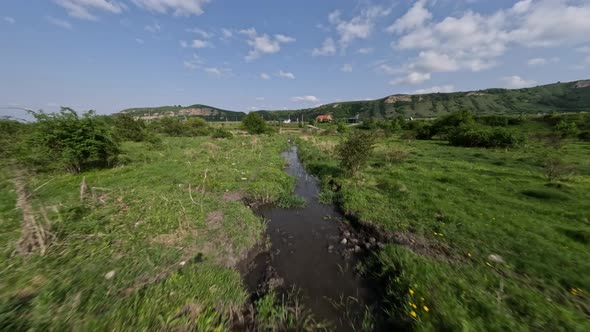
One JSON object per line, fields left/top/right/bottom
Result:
{"left": 204, "top": 67, "right": 232, "bottom": 77}
{"left": 341, "top": 64, "right": 353, "bottom": 72}
{"left": 135, "top": 38, "right": 144, "bottom": 44}
{"left": 54, "top": 0, "right": 124, "bottom": 21}
{"left": 291, "top": 96, "right": 319, "bottom": 103}
{"left": 144, "top": 22, "right": 161, "bottom": 32}
{"left": 387, "top": 0, "right": 431, "bottom": 34}
{"left": 390, "top": 72, "right": 431, "bottom": 85}
{"left": 131, "top": 0, "right": 210, "bottom": 16}
{"left": 260, "top": 73, "right": 271, "bottom": 80}
{"left": 410, "top": 50, "right": 459, "bottom": 72}
{"left": 241, "top": 28, "right": 295, "bottom": 61}
{"left": 187, "top": 27, "right": 212, "bottom": 38}
{"left": 278, "top": 70, "right": 296, "bottom": 79}
{"left": 312, "top": 38, "right": 336, "bottom": 56}
{"left": 329, "top": 6, "right": 391, "bottom": 48}
{"left": 183, "top": 54, "right": 203, "bottom": 70}
{"left": 502, "top": 75, "right": 537, "bottom": 88}
{"left": 357, "top": 47, "right": 374, "bottom": 54}
{"left": 527, "top": 57, "right": 547, "bottom": 66}
{"left": 413, "top": 85, "right": 455, "bottom": 94}
{"left": 46, "top": 16, "right": 73, "bottom": 29}
{"left": 190, "top": 39, "right": 212, "bottom": 48}
{"left": 180, "top": 40, "right": 189, "bottom": 48}
{"left": 4, "top": 17, "right": 15, "bottom": 24}
{"left": 221, "top": 28, "right": 233, "bottom": 39}
{"left": 376, "top": 64, "right": 399, "bottom": 75}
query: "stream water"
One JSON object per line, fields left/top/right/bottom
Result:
{"left": 242, "top": 146, "right": 379, "bottom": 330}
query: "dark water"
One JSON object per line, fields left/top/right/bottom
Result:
{"left": 244, "top": 146, "right": 376, "bottom": 330}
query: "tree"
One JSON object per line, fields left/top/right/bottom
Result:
{"left": 242, "top": 112, "right": 268, "bottom": 134}
{"left": 25, "top": 108, "right": 120, "bottom": 173}
{"left": 336, "top": 131, "right": 376, "bottom": 176}
{"left": 112, "top": 114, "right": 149, "bottom": 141}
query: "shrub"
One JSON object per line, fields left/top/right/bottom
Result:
{"left": 578, "top": 130, "right": 590, "bottom": 142}
{"left": 0, "top": 119, "right": 26, "bottom": 160}
{"left": 432, "top": 110, "right": 475, "bottom": 137}
{"left": 149, "top": 117, "right": 211, "bottom": 137}
{"left": 242, "top": 112, "right": 269, "bottom": 134}
{"left": 555, "top": 120, "right": 579, "bottom": 138}
{"left": 186, "top": 117, "right": 211, "bottom": 136}
{"left": 336, "top": 131, "right": 376, "bottom": 176}
{"left": 415, "top": 122, "right": 435, "bottom": 140}
{"left": 447, "top": 125, "right": 525, "bottom": 148}
{"left": 211, "top": 128, "right": 233, "bottom": 139}
{"left": 112, "top": 114, "right": 149, "bottom": 142}
{"left": 543, "top": 158, "right": 576, "bottom": 182}
{"left": 24, "top": 108, "right": 120, "bottom": 173}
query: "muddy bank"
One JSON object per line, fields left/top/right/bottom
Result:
{"left": 238, "top": 146, "right": 390, "bottom": 331}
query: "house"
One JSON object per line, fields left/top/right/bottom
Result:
{"left": 315, "top": 114, "right": 333, "bottom": 123}
{"left": 282, "top": 118, "right": 291, "bottom": 124}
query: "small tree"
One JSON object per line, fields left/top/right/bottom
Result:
{"left": 336, "top": 131, "right": 376, "bottom": 176}
{"left": 26, "top": 108, "right": 120, "bottom": 173}
{"left": 555, "top": 120, "right": 579, "bottom": 138}
{"left": 112, "top": 114, "right": 149, "bottom": 142}
{"left": 242, "top": 112, "right": 268, "bottom": 134}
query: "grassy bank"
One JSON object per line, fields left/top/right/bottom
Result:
{"left": 296, "top": 131, "right": 590, "bottom": 330}
{"left": 0, "top": 135, "right": 296, "bottom": 330}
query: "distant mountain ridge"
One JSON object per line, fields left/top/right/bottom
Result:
{"left": 119, "top": 80, "right": 590, "bottom": 121}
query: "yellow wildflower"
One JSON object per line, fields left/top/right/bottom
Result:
{"left": 409, "top": 289, "right": 415, "bottom": 296}
{"left": 423, "top": 306, "right": 429, "bottom": 312}
{"left": 467, "top": 253, "right": 472, "bottom": 257}
{"left": 410, "top": 310, "right": 417, "bottom": 318}
{"left": 411, "top": 303, "right": 417, "bottom": 309}
{"left": 486, "top": 262, "right": 492, "bottom": 267}
{"left": 420, "top": 297, "right": 425, "bottom": 302}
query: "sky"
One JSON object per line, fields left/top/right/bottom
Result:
{"left": 2, "top": 0, "right": 590, "bottom": 117}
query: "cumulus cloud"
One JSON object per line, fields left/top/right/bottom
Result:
{"left": 53, "top": 0, "right": 124, "bottom": 20}
{"left": 190, "top": 39, "right": 212, "bottom": 48}
{"left": 502, "top": 75, "right": 537, "bottom": 88}
{"left": 312, "top": 38, "right": 336, "bottom": 56}
{"left": 413, "top": 85, "right": 455, "bottom": 94}
{"left": 328, "top": 6, "right": 390, "bottom": 49}
{"left": 260, "top": 73, "right": 271, "bottom": 80}
{"left": 221, "top": 28, "right": 233, "bottom": 39}
{"left": 291, "top": 96, "right": 319, "bottom": 103}
{"left": 187, "top": 27, "right": 213, "bottom": 38}
{"left": 240, "top": 28, "right": 295, "bottom": 61}
{"left": 278, "top": 70, "right": 296, "bottom": 79}
{"left": 390, "top": 72, "right": 431, "bottom": 85}
{"left": 376, "top": 64, "right": 399, "bottom": 75}
{"left": 386, "top": 0, "right": 431, "bottom": 34}
{"left": 4, "top": 17, "right": 15, "bottom": 24}
{"left": 387, "top": 0, "right": 590, "bottom": 84}
{"left": 183, "top": 54, "right": 204, "bottom": 70}
{"left": 131, "top": 0, "right": 210, "bottom": 16}
{"left": 341, "top": 64, "right": 353, "bottom": 72}
{"left": 46, "top": 16, "right": 73, "bottom": 29}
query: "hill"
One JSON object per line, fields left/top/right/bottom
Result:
{"left": 120, "top": 104, "right": 246, "bottom": 121}
{"left": 256, "top": 80, "right": 590, "bottom": 121}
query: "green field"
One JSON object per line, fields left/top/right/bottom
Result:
{"left": 296, "top": 122, "right": 590, "bottom": 330}
{"left": 1, "top": 111, "right": 589, "bottom": 331}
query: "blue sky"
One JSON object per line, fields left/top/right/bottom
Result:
{"left": 1, "top": 0, "right": 590, "bottom": 117}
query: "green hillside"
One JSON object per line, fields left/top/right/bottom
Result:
{"left": 257, "top": 80, "right": 590, "bottom": 120}
{"left": 121, "top": 104, "right": 246, "bottom": 121}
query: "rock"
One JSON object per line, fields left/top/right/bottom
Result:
{"left": 369, "top": 237, "right": 377, "bottom": 244}
{"left": 340, "top": 238, "right": 348, "bottom": 245}
{"left": 488, "top": 254, "right": 505, "bottom": 264}
{"left": 104, "top": 270, "right": 116, "bottom": 280}
{"left": 179, "top": 261, "right": 186, "bottom": 266}
{"left": 364, "top": 242, "right": 371, "bottom": 250}
{"left": 351, "top": 238, "right": 359, "bottom": 244}
{"left": 327, "top": 245, "right": 334, "bottom": 252}
{"left": 343, "top": 230, "right": 351, "bottom": 237}
{"left": 354, "top": 245, "right": 361, "bottom": 252}
{"left": 377, "top": 242, "right": 385, "bottom": 249}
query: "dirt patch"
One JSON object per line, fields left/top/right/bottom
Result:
{"left": 391, "top": 231, "right": 460, "bottom": 262}
{"left": 222, "top": 191, "right": 243, "bottom": 202}
{"left": 206, "top": 210, "right": 224, "bottom": 228}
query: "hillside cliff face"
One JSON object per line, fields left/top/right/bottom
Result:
{"left": 119, "top": 80, "right": 590, "bottom": 120}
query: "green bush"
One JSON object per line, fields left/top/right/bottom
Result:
{"left": 336, "top": 131, "right": 376, "bottom": 176}
{"left": 415, "top": 122, "right": 435, "bottom": 140}
{"left": 448, "top": 125, "right": 525, "bottom": 148}
{"left": 432, "top": 110, "right": 475, "bottom": 137}
{"left": 0, "top": 119, "right": 26, "bottom": 160}
{"left": 555, "top": 120, "right": 579, "bottom": 138}
{"left": 24, "top": 108, "right": 120, "bottom": 173}
{"left": 149, "top": 117, "right": 211, "bottom": 137}
{"left": 242, "top": 112, "right": 269, "bottom": 134}
{"left": 211, "top": 128, "right": 233, "bottom": 139}
{"left": 112, "top": 114, "right": 150, "bottom": 142}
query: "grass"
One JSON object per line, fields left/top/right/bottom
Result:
{"left": 296, "top": 129, "right": 590, "bottom": 331}
{"left": 0, "top": 135, "right": 297, "bottom": 330}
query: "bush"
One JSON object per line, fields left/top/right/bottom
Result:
{"left": 336, "top": 131, "right": 376, "bottom": 176}
{"left": 112, "top": 114, "right": 149, "bottom": 142}
{"left": 555, "top": 120, "right": 579, "bottom": 138}
{"left": 211, "top": 128, "right": 233, "bottom": 139}
{"left": 149, "top": 117, "right": 211, "bottom": 137}
{"left": 0, "top": 119, "right": 26, "bottom": 160}
{"left": 432, "top": 110, "right": 475, "bottom": 137}
{"left": 242, "top": 112, "right": 269, "bottom": 134}
{"left": 24, "top": 108, "right": 120, "bottom": 173}
{"left": 543, "top": 158, "right": 576, "bottom": 182}
{"left": 447, "top": 125, "right": 525, "bottom": 148}
{"left": 578, "top": 130, "right": 590, "bottom": 142}
{"left": 415, "top": 122, "right": 435, "bottom": 140}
